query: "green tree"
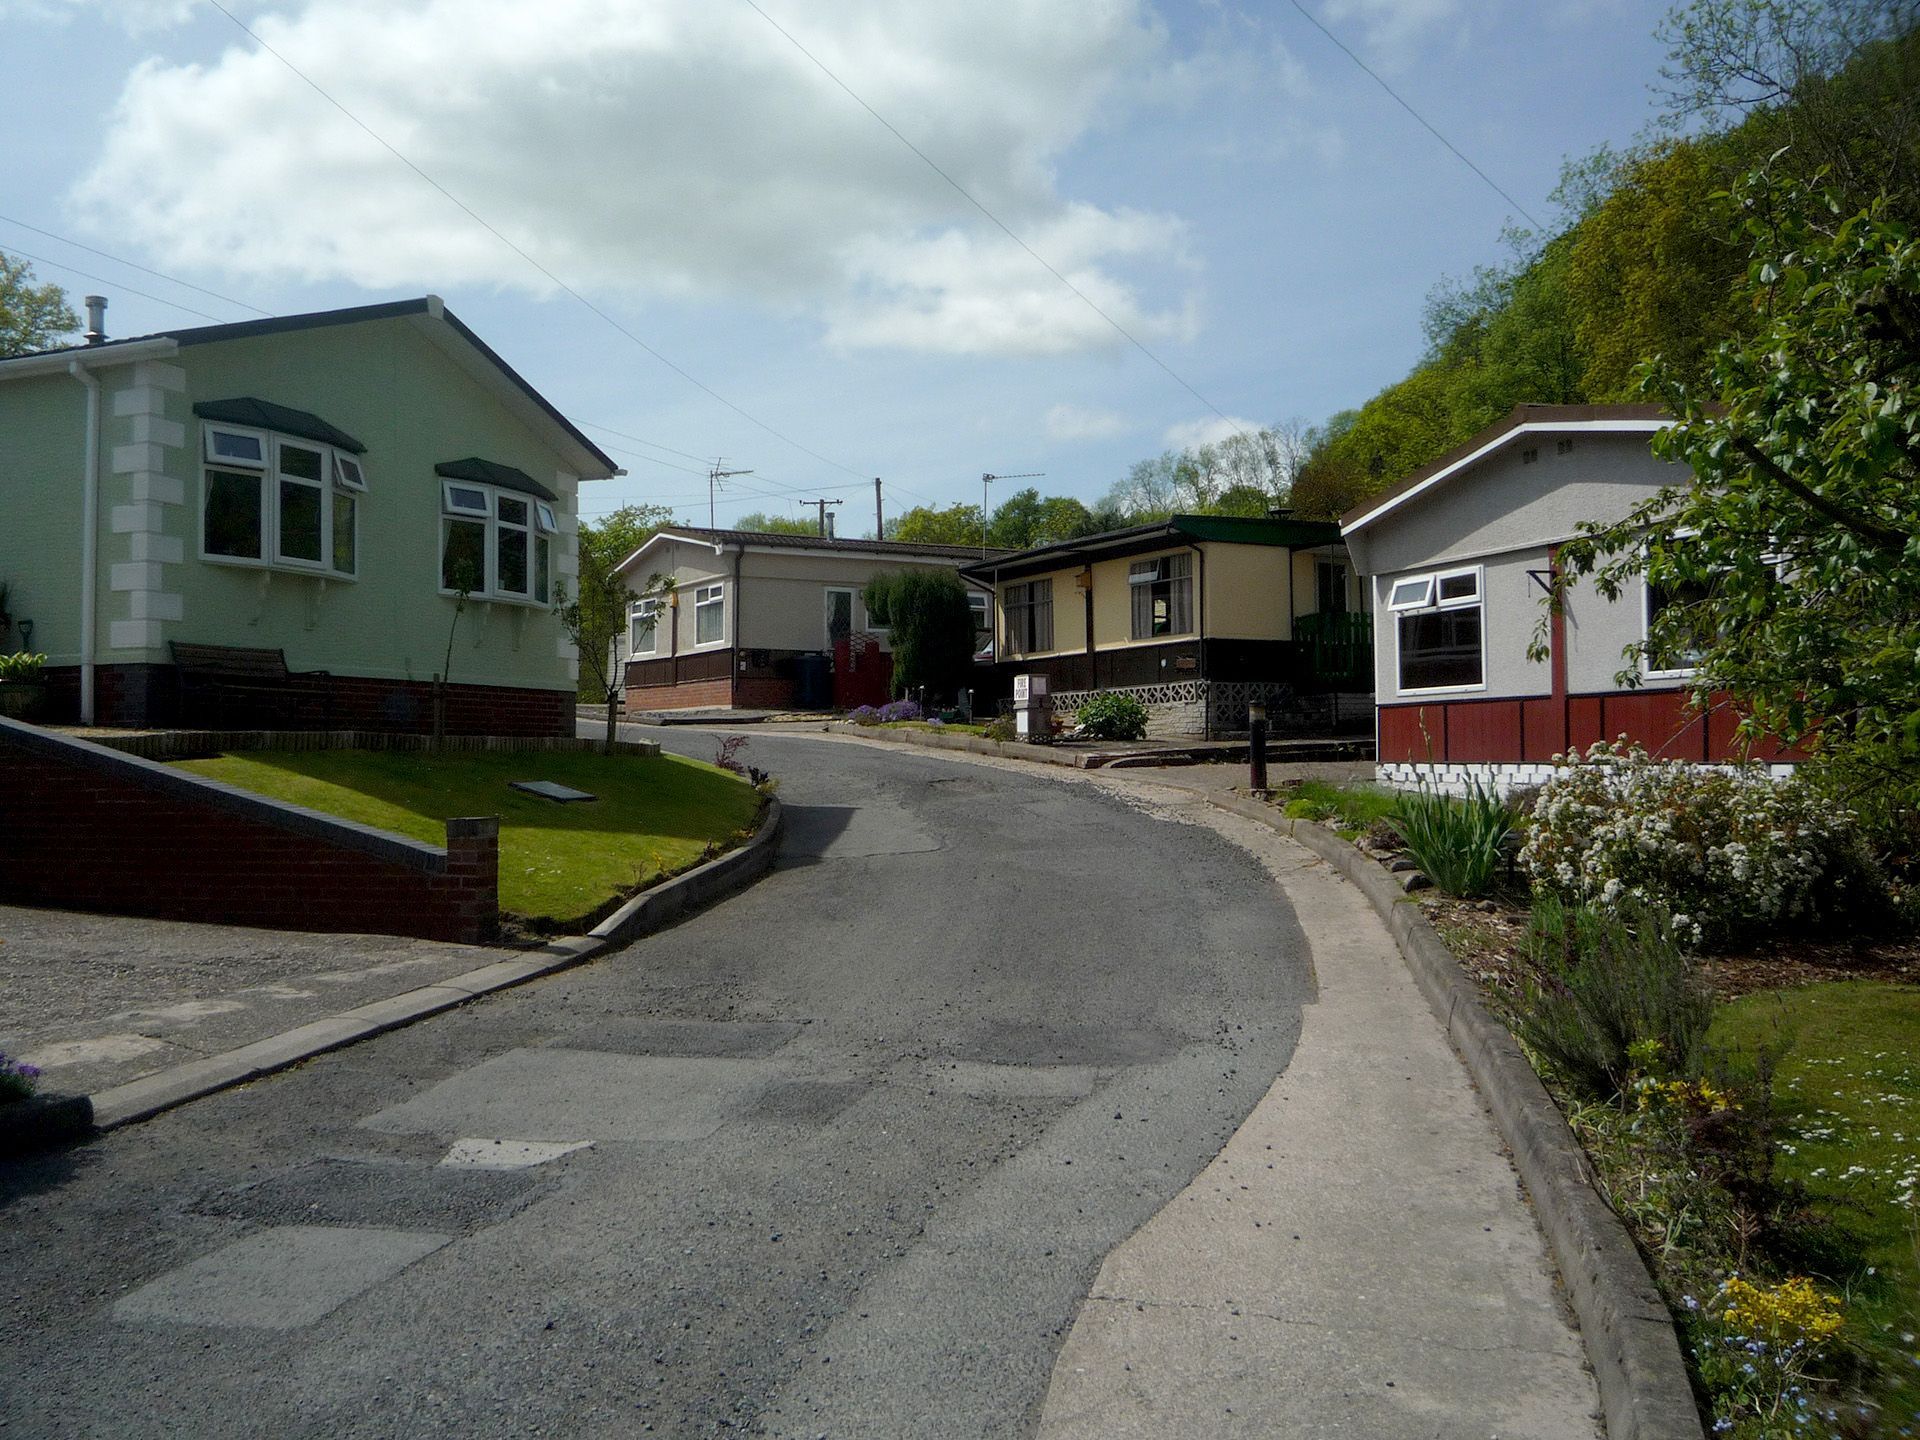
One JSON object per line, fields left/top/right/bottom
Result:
{"left": 861, "top": 569, "right": 977, "bottom": 702}
{"left": 572, "top": 503, "right": 674, "bottom": 703}
{"left": 1545, "top": 169, "right": 1920, "bottom": 859}
{"left": 1565, "top": 140, "right": 1754, "bottom": 398}
{"left": 732, "top": 510, "right": 821, "bottom": 535}
{"left": 0, "top": 251, "right": 78, "bottom": 358}
{"left": 890, "top": 502, "right": 986, "bottom": 548}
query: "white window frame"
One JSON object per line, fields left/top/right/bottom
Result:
{"left": 692, "top": 582, "right": 727, "bottom": 649}
{"left": 198, "top": 422, "right": 360, "bottom": 581}
{"left": 1386, "top": 575, "right": 1434, "bottom": 611}
{"left": 824, "top": 586, "right": 858, "bottom": 648}
{"left": 493, "top": 492, "right": 533, "bottom": 600}
{"left": 436, "top": 480, "right": 561, "bottom": 607}
{"left": 333, "top": 453, "right": 367, "bottom": 492}
{"left": 628, "top": 597, "right": 663, "bottom": 657}
{"left": 1390, "top": 563, "right": 1485, "bottom": 696}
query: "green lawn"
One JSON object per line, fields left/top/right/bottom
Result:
{"left": 1712, "top": 981, "right": 1920, "bottom": 1413}
{"left": 178, "top": 749, "right": 764, "bottom": 929}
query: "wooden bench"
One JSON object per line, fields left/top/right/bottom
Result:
{"left": 170, "top": 642, "right": 335, "bottom": 729}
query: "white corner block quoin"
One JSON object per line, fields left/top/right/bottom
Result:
{"left": 108, "top": 619, "right": 165, "bottom": 651}
{"left": 110, "top": 503, "right": 164, "bottom": 535}
{"left": 129, "top": 360, "right": 187, "bottom": 393}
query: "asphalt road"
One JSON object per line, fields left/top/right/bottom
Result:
{"left": 1, "top": 731, "right": 1313, "bottom": 1439}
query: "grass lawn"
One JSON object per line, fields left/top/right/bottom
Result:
{"left": 1713, "top": 981, "right": 1920, "bottom": 1400}
{"left": 876, "top": 720, "right": 990, "bottom": 736}
{"left": 177, "top": 749, "right": 764, "bottom": 929}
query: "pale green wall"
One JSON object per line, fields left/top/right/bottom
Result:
{"left": 0, "top": 373, "right": 86, "bottom": 662}
{"left": 76, "top": 315, "right": 584, "bottom": 691}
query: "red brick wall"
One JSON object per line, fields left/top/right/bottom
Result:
{"left": 733, "top": 676, "right": 796, "bottom": 709}
{"left": 0, "top": 723, "right": 498, "bottom": 942}
{"left": 626, "top": 678, "right": 733, "bottom": 711}
{"left": 35, "top": 665, "right": 570, "bottom": 738}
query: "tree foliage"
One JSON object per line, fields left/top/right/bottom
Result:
{"left": 570, "top": 503, "right": 674, "bottom": 703}
{"left": 861, "top": 569, "right": 977, "bottom": 701}
{"left": 1290, "top": 1, "right": 1920, "bottom": 512}
{"left": 1546, "top": 167, "right": 1920, "bottom": 859}
{"left": 0, "top": 251, "right": 78, "bottom": 358}
{"left": 732, "top": 510, "right": 821, "bottom": 535}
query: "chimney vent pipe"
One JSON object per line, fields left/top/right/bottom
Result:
{"left": 83, "top": 295, "right": 107, "bottom": 345}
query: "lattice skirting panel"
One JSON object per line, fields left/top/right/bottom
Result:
{"left": 1045, "top": 680, "right": 1373, "bottom": 741}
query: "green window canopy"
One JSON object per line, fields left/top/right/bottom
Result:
{"left": 433, "top": 456, "right": 558, "bottom": 502}
{"left": 192, "top": 397, "right": 367, "bottom": 454}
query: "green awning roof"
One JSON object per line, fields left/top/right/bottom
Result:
{"left": 192, "top": 397, "right": 367, "bottom": 454}
{"left": 433, "top": 457, "right": 558, "bottom": 502}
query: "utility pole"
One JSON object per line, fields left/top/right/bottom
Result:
{"left": 708, "top": 459, "right": 754, "bottom": 528}
{"left": 800, "top": 498, "right": 844, "bottom": 537}
{"left": 980, "top": 471, "right": 1044, "bottom": 557}
{"left": 874, "top": 477, "right": 884, "bottom": 539}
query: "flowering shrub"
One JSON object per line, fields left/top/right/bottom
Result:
{"left": 1521, "top": 740, "right": 1885, "bottom": 949}
{"left": 1074, "top": 692, "right": 1148, "bottom": 741}
{"left": 877, "top": 698, "right": 922, "bottom": 723}
{"left": 0, "top": 1050, "right": 40, "bottom": 1104}
{"left": 1691, "top": 1276, "right": 1847, "bottom": 1438}
{"left": 847, "top": 705, "right": 880, "bottom": 725}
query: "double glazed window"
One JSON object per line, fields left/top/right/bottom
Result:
{"left": 1004, "top": 578, "right": 1053, "bottom": 655}
{"left": 1129, "top": 553, "right": 1192, "bottom": 639}
{"left": 440, "top": 484, "right": 559, "bottom": 603}
{"left": 202, "top": 425, "right": 362, "bottom": 577}
{"left": 1389, "top": 566, "right": 1483, "bottom": 692}
{"left": 628, "top": 598, "right": 662, "bottom": 656}
{"left": 693, "top": 584, "right": 726, "bottom": 646}
{"left": 1642, "top": 574, "right": 1719, "bottom": 678}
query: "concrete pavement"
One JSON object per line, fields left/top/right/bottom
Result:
{"left": 1039, "top": 780, "right": 1598, "bottom": 1439}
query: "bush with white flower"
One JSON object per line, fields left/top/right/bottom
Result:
{"left": 1521, "top": 739, "right": 1887, "bottom": 950}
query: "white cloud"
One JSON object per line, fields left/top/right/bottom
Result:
{"left": 1164, "top": 414, "right": 1262, "bottom": 450}
{"left": 1044, "top": 402, "right": 1130, "bottom": 442}
{"left": 70, "top": 0, "right": 1205, "bottom": 357}
{"left": 1318, "top": 0, "right": 1464, "bottom": 58}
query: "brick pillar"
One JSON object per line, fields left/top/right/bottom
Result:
{"left": 443, "top": 815, "right": 500, "bottom": 943}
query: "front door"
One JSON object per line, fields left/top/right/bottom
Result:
{"left": 825, "top": 588, "right": 856, "bottom": 649}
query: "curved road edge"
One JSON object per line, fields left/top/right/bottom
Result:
{"left": 1202, "top": 791, "right": 1702, "bottom": 1440}
{"left": 73, "top": 795, "right": 787, "bottom": 1137}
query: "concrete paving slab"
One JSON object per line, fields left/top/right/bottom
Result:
{"left": 111, "top": 1225, "right": 452, "bottom": 1330}
{"left": 440, "top": 1138, "right": 594, "bottom": 1169}
{"left": 1041, "top": 1299, "right": 1596, "bottom": 1440}
{"left": 191, "top": 1156, "right": 548, "bottom": 1232}
{"left": 360, "top": 1048, "right": 783, "bottom": 1144}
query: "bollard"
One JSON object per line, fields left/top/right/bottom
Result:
{"left": 1248, "top": 700, "right": 1268, "bottom": 793}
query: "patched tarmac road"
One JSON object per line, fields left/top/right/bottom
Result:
{"left": 1, "top": 733, "right": 1312, "bottom": 1438}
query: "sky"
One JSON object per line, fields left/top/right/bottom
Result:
{"left": 0, "top": 0, "right": 1678, "bottom": 533}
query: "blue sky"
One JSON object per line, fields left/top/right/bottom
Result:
{"left": 0, "top": 0, "right": 1675, "bottom": 530}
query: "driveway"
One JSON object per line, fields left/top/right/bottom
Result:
{"left": 3, "top": 732, "right": 1318, "bottom": 1437}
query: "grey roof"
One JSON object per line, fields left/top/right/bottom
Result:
{"left": 959, "top": 513, "right": 1344, "bottom": 582}
{"left": 655, "top": 526, "right": 1011, "bottom": 561}
{"left": 5, "top": 297, "right": 616, "bottom": 476}
{"left": 435, "top": 457, "right": 557, "bottom": 502}
{"left": 194, "top": 397, "right": 366, "bottom": 454}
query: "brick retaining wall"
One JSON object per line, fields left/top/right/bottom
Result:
{"left": 0, "top": 718, "right": 499, "bottom": 942}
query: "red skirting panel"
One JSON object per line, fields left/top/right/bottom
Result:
{"left": 1378, "top": 689, "right": 1795, "bottom": 767}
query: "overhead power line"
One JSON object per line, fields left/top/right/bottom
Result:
{"left": 0, "top": 213, "right": 273, "bottom": 318}
{"left": 203, "top": 0, "right": 869, "bottom": 481}
{"left": 738, "top": 0, "right": 1247, "bottom": 436}
{"left": 1283, "top": 1, "right": 1543, "bottom": 231}
{"left": 0, "top": 245, "right": 228, "bottom": 324}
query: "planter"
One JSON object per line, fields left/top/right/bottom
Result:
{"left": 0, "top": 680, "right": 45, "bottom": 720}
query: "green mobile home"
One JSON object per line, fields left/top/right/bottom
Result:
{"left": 0, "top": 296, "right": 618, "bottom": 734}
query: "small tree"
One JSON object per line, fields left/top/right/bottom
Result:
{"left": 861, "top": 569, "right": 976, "bottom": 703}
{"left": 433, "top": 555, "right": 479, "bottom": 753}
{"left": 558, "top": 570, "right": 673, "bottom": 753}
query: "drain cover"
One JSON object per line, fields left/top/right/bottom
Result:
{"left": 509, "top": 780, "right": 597, "bottom": 802}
